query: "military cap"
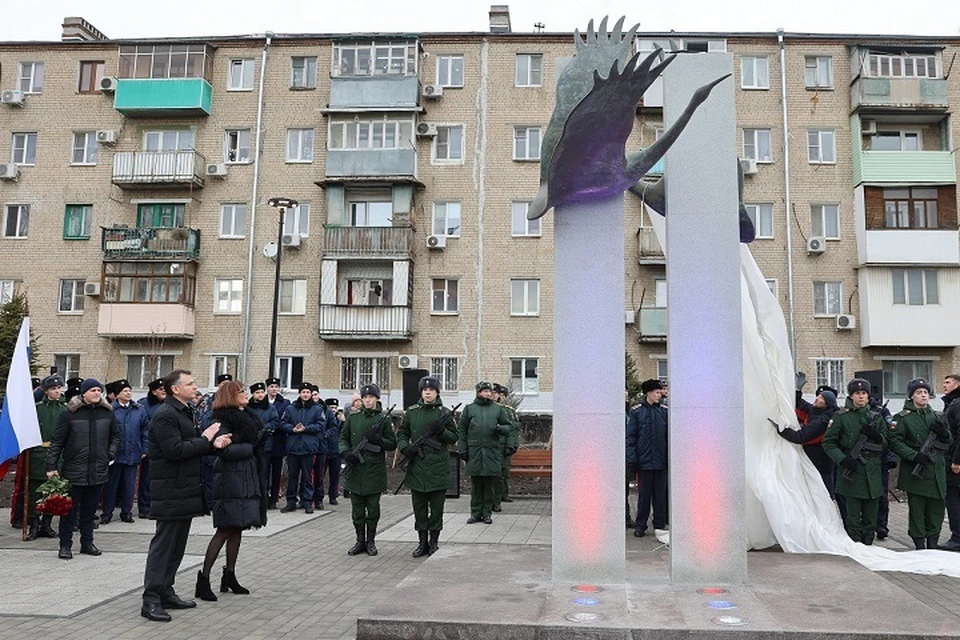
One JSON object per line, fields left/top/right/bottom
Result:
{"left": 249, "top": 382, "right": 266, "bottom": 393}
{"left": 847, "top": 378, "right": 871, "bottom": 395}
{"left": 907, "top": 378, "right": 932, "bottom": 397}
{"left": 31, "top": 377, "right": 41, "bottom": 389}
{"left": 215, "top": 373, "right": 234, "bottom": 385}
{"left": 64, "top": 383, "right": 83, "bottom": 401}
{"left": 325, "top": 398, "right": 339, "bottom": 407}
{"left": 641, "top": 379, "right": 664, "bottom": 394}
{"left": 65, "top": 377, "right": 84, "bottom": 388}
{"left": 476, "top": 380, "right": 494, "bottom": 392}
{"left": 147, "top": 378, "right": 164, "bottom": 392}
{"left": 113, "top": 379, "right": 132, "bottom": 393}
{"left": 360, "top": 383, "right": 381, "bottom": 399}
{"left": 41, "top": 374, "right": 64, "bottom": 390}
{"left": 419, "top": 376, "right": 441, "bottom": 392}
{"left": 265, "top": 377, "right": 282, "bottom": 387}
{"left": 297, "top": 382, "right": 313, "bottom": 392}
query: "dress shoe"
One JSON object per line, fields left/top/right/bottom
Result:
{"left": 99, "top": 515, "right": 112, "bottom": 525}
{"left": 634, "top": 529, "right": 646, "bottom": 538}
{"left": 141, "top": 603, "right": 172, "bottom": 622}
{"left": 466, "top": 516, "right": 480, "bottom": 524}
{"left": 80, "top": 542, "right": 102, "bottom": 556}
{"left": 329, "top": 498, "right": 338, "bottom": 506}
{"left": 939, "top": 539, "right": 960, "bottom": 552}
{"left": 501, "top": 496, "right": 514, "bottom": 503}
{"left": 120, "top": 513, "right": 135, "bottom": 523}
{"left": 58, "top": 546, "right": 73, "bottom": 560}
{"left": 492, "top": 504, "right": 502, "bottom": 512}
{"left": 280, "top": 504, "right": 298, "bottom": 513}
{"left": 162, "top": 595, "right": 197, "bottom": 609}
{"left": 482, "top": 516, "right": 493, "bottom": 524}
{"left": 304, "top": 506, "right": 314, "bottom": 514}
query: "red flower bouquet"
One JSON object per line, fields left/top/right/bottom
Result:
{"left": 35, "top": 476, "right": 73, "bottom": 516}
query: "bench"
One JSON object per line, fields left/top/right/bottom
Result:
{"left": 510, "top": 449, "right": 553, "bottom": 479}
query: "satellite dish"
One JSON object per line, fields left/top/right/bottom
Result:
{"left": 263, "top": 242, "right": 278, "bottom": 260}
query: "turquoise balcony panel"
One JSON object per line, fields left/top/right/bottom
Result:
{"left": 860, "top": 150, "right": 956, "bottom": 184}
{"left": 114, "top": 78, "right": 212, "bottom": 117}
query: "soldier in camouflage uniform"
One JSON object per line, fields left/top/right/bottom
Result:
{"left": 888, "top": 378, "right": 951, "bottom": 549}
{"left": 491, "top": 384, "right": 519, "bottom": 512}
{"left": 24, "top": 375, "right": 67, "bottom": 540}
{"left": 458, "top": 381, "right": 515, "bottom": 525}
{"left": 822, "top": 378, "right": 887, "bottom": 545}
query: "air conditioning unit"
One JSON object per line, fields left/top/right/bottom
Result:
{"left": 206, "top": 163, "right": 228, "bottom": 177}
{"left": 422, "top": 84, "right": 444, "bottom": 99}
{"left": 416, "top": 122, "right": 438, "bottom": 137}
{"left": 426, "top": 234, "right": 446, "bottom": 250}
{"left": 739, "top": 158, "right": 758, "bottom": 175}
{"left": 861, "top": 119, "right": 877, "bottom": 135}
{"left": 836, "top": 314, "right": 856, "bottom": 330}
{"left": 398, "top": 354, "right": 419, "bottom": 369}
{"left": 0, "top": 164, "right": 19, "bottom": 181}
{"left": 1, "top": 90, "right": 24, "bottom": 106}
{"left": 281, "top": 233, "right": 301, "bottom": 248}
{"left": 807, "top": 236, "right": 826, "bottom": 254}
{"left": 96, "top": 129, "right": 117, "bottom": 144}
{"left": 99, "top": 77, "right": 118, "bottom": 93}
{"left": 625, "top": 310, "right": 636, "bottom": 325}
{"left": 83, "top": 282, "right": 101, "bottom": 297}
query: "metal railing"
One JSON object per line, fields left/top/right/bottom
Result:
{"left": 112, "top": 150, "right": 206, "bottom": 185}
{"left": 318, "top": 304, "right": 412, "bottom": 338}
{"left": 322, "top": 226, "right": 414, "bottom": 257}
{"left": 101, "top": 226, "right": 201, "bottom": 259}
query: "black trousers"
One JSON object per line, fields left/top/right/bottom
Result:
{"left": 137, "top": 457, "right": 151, "bottom": 515}
{"left": 267, "top": 456, "right": 284, "bottom": 505}
{"left": 59, "top": 483, "right": 103, "bottom": 548}
{"left": 142, "top": 519, "right": 193, "bottom": 605}
{"left": 945, "top": 485, "right": 960, "bottom": 544}
{"left": 635, "top": 469, "right": 667, "bottom": 533}
{"left": 876, "top": 461, "right": 891, "bottom": 531}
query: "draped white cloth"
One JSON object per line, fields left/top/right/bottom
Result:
{"left": 650, "top": 210, "right": 960, "bottom": 577}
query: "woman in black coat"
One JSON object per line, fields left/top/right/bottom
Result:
{"left": 195, "top": 381, "right": 267, "bottom": 601}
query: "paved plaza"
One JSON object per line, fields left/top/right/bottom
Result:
{"left": 1, "top": 494, "right": 959, "bottom": 638}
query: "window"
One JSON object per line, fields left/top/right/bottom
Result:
{"left": 515, "top": 54, "right": 543, "bottom": 87}
{"left": 333, "top": 41, "right": 417, "bottom": 77}
{"left": 813, "top": 281, "right": 842, "bottom": 316}
{"left": 431, "top": 357, "right": 459, "bottom": 392}
{"left": 432, "top": 202, "right": 461, "bottom": 237}
{"left": 348, "top": 200, "right": 391, "bottom": 227}
{"left": 437, "top": 55, "right": 464, "bottom": 87}
{"left": 279, "top": 278, "right": 307, "bottom": 314}
{"left": 870, "top": 130, "right": 921, "bottom": 152}
{"left": 655, "top": 359, "right": 669, "bottom": 386}
{"left": 510, "top": 358, "right": 539, "bottom": 394}
{"left": 810, "top": 204, "right": 840, "bottom": 239}
{"left": 3, "top": 205, "right": 29, "bottom": 238}
{"left": 291, "top": 56, "right": 317, "bottom": 88}
{"left": 18, "top": 62, "right": 44, "bottom": 93}
{"left": 228, "top": 59, "right": 255, "bottom": 90}
{"left": 214, "top": 279, "right": 243, "bottom": 314}
{"left": 807, "top": 130, "right": 836, "bottom": 164}
{"left": 743, "top": 128, "right": 772, "bottom": 163}
{"left": 58, "top": 279, "right": 85, "bottom": 313}
{"left": 127, "top": 355, "right": 175, "bottom": 389}
{"left": 814, "top": 359, "right": 845, "bottom": 392}
{"left": 137, "top": 203, "right": 185, "bottom": 228}
{"left": 744, "top": 204, "right": 773, "bottom": 239}
{"left": 510, "top": 279, "right": 540, "bottom": 316}
{"left": 511, "top": 201, "right": 541, "bottom": 237}
{"left": 224, "top": 129, "right": 251, "bottom": 163}
{"left": 11, "top": 133, "right": 38, "bottom": 165}
{"left": 328, "top": 117, "right": 413, "bottom": 150}
{"left": 118, "top": 44, "right": 212, "bottom": 80}
{"left": 741, "top": 56, "right": 769, "bottom": 89}
{"left": 210, "top": 355, "right": 239, "bottom": 387}
{"left": 434, "top": 125, "right": 463, "bottom": 162}
{"left": 283, "top": 202, "right": 311, "bottom": 236}
{"left": 893, "top": 268, "right": 939, "bottom": 305}
{"left": 867, "top": 53, "right": 938, "bottom": 79}
{"left": 340, "top": 357, "right": 390, "bottom": 390}
{"left": 54, "top": 354, "right": 81, "bottom": 380}
{"left": 804, "top": 56, "right": 833, "bottom": 88}
{"left": 0, "top": 280, "right": 18, "bottom": 304}
{"left": 71, "top": 132, "right": 98, "bottom": 165}
{"left": 431, "top": 279, "right": 459, "bottom": 313}
{"left": 143, "top": 130, "right": 194, "bottom": 151}
{"left": 883, "top": 188, "right": 938, "bottom": 229}
{"left": 64, "top": 205, "right": 92, "bottom": 239}
{"left": 765, "top": 279, "right": 778, "bottom": 297}
{"left": 347, "top": 279, "right": 392, "bottom": 306}
{"left": 219, "top": 203, "right": 247, "bottom": 238}
{"left": 275, "top": 356, "right": 304, "bottom": 389}
{"left": 286, "top": 129, "right": 314, "bottom": 162}
{"left": 79, "top": 61, "right": 105, "bottom": 93}
{"left": 101, "top": 262, "right": 197, "bottom": 306}
{"left": 513, "top": 126, "right": 541, "bottom": 161}
{"left": 883, "top": 360, "right": 933, "bottom": 397}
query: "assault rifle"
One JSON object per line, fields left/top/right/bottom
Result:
{"left": 911, "top": 425, "right": 951, "bottom": 479}
{"left": 393, "top": 403, "right": 461, "bottom": 494}
{"left": 839, "top": 413, "right": 884, "bottom": 481}
{"left": 341, "top": 404, "right": 396, "bottom": 478}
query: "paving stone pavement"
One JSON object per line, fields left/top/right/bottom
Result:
{"left": 0, "top": 493, "right": 958, "bottom": 639}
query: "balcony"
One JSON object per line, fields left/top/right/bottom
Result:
{"left": 101, "top": 226, "right": 200, "bottom": 260}
{"left": 329, "top": 75, "right": 420, "bottom": 110}
{"left": 638, "top": 307, "right": 667, "bottom": 342}
{"left": 858, "top": 268, "right": 960, "bottom": 347}
{"left": 851, "top": 77, "right": 949, "bottom": 112}
{"left": 853, "top": 150, "right": 956, "bottom": 185}
{"left": 322, "top": 226, "right": 414, "bottom": 259}
{"left": 325, "top": 149, "right": 417, "bottom": 179}
{"left": 318, "top": 305, "right": 412, "bottom": 340}
{"left": 112, "top": 151, "right": 206, "bottom": 189}
{"left": 113, "top": 78, "right": 212, "bottom": 117}
{"left": 859, "top": 230, "right": 959, "bottom": 266}
{"left": 637, "top": 227, "right": 665, "bottom": 264}
{"left": 97, "top": 303, "right": 195, "bottom": 338}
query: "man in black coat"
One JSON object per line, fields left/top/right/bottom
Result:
{"left": 941, "top": 374, "right": 960, "bottom": 551}
{"left": 778, "top": 387, "right": 839, "bottom": 496}
{"left": 140, "top": 370, "right": 231, "bottom": 623}
{"left": 626, "top": 379, "right": 668, "bottom": 538}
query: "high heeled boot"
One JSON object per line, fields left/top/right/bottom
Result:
{"left": 220, "top": 567, "right": 250, "bottom": 594}
{"left": 195, "top": 570, "right": 218, "bottom": 602}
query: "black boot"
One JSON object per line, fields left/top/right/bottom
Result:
{"left": 25, "top": 516, "right": 38, "bottom": 541}
{"left": 366, "top": 523, "right": 378, "bottom": 556}
{"left": 347, "top": 525, "right": 367, "bottom": 556}
{"left": 428, "top": 530, "right": 440, "bottom": 555}
{"left": 927, "top": 535, "right": 940, "bottom": 550}
{"left": 38, "top": 514, "right": 56, "bottom": 538}
{"left": 195, "top": 571, "right": 218, "bottom": 602}
{"left": 220, "top": 567, "right": 250, "bottom": 594}
{"left": 913, "top": 537, "right": 926, "bottom": 550}
{"left": 411, "top": 531, "right": 429, "bottom": 558}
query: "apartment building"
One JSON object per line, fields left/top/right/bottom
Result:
{"left": 0, "top": 12, "right": 958, "bottom": 410}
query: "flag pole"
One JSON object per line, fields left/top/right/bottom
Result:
{"left": 21, "top": 450, "right": 29, "bottom": 542}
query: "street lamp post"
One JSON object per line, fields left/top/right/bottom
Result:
{"left": 266, "top": 197, "right": 298, "bottom": 379}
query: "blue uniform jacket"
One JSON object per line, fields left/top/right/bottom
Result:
{"left": 268, "top": 395, "right": 291, "bottom": 456}
{"left": 626, "top": 400, "right": 669, "bottom": 470}
{"left": 112, "top": 400, "right": 150, "bottom": 465}
{"left": 280, "top": 399, "right": 325, "bottom": 455}
{"left": 247, "top": 400, "right": 280, "bottom": 454}
{"left": 324, "top": 406, "right": 342, "bottom": 456}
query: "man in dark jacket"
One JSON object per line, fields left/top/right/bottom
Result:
{"left": 46, "top": 378, "right": 120, "bottom": 559}
{"left": 247, "top": 382, "right": 279, "bottom": 499}
{"left": 319, "top": 397, "right": 344, "bottom": 507}
{"left": 941, "top": 374, "right": 960, "bottom": 551}
{"left": 279, "top": 383, "right": 324, "bottom": 514}
{"left": 777, "top": 388, "right": 839, "bottom": 495}
{"left": 137, "top": 378, "right": 165, "bottom": 519}
{"left": 626, "top": 379, "right": 668, "bottom": 538}
{"left": 140, "top": 369, "right": 230, "bottom": 623}
{"left": 102, "top": 380, "right": 149, "bottom": 525}
{"left": 264, "top": 377, "right": 289, "bottom": 509}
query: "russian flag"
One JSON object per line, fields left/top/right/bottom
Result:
{"left": 0, "top": 318, "right": 41, "bottom": 481}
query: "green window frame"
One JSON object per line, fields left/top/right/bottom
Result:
{"left": 137, "top": 203, "right": 185, "bottom": 228}
{"left": 63, "top": 205, "right": 92, "bottom": 239}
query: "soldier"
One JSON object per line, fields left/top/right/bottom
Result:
{"left": 888, "top": 378, "right": 951, "bottom": 549}
{"left": 102, "top": 380, "right": 149, "bottom": 525}
{"left": 339, "top": 384, "right": 396, "bottom": 556}
{"left": 491, "top": 384, "right": 519, "bottom": 512}
{"left": 23, "top": 374, "right": 66, "bottom": 540}
{"left": 246, "top": 382, "right": 279, "bottom": 499}
{"left": 398, "top": 376, "right": 459, "bottom": 557}
{"left": 137, "top": 378, "right": 165, "bottom": 518}
{"left": 822, "top": 378, "right": 887, "bottom": 545}
{"left": 320, "top": 398, "right": 344, "bottom": 506}
{"left": 458, "top": 381, "right": 515, "bottom": 525}
{"left": 279, "top": 383, "right": 324, "bottom": 513}
{"left": 309, "top": 385, "right": 329, "bottom": 511}
{"left": 627, "top": 379, "right": 669, "bottom": 538}
{"left": 264, "top": 377, "right": 289, "bottom": 509}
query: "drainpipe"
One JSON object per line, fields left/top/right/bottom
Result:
{"left": 474, "top": 39, "right": 489, "bottom": 380}
{"left": 778, "top": 28, "right": 797, "bottom": 360}
{"left": 241, "top": 31, "right": 272, "bottom": 381}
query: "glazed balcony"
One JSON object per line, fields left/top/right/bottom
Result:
{"left": 329, "top": 75, "right": 420, "bottom": 110}
{"left": 97, "top": 303, "right": 195, "bottom": 339}
{"left": 101, "top": 226, "right": 200, "bottom": 260}
{"left": 112, "top": 151, "right": 206, "bottom": 189}
{"left": 325, "top": 148, "right": 417, "bottom": 179}
{"left": 851, "top": 77, "right": 948, "bottom": 112}
{"left": 113, "top": 78, "right": 213, "bottom": 117}
{"left": 322, "top": 226, "right": 414, "bottom": 259}
{"left": 638, "top": 307, "right": 667, "bottom": 342}
{"left": 318, "top": 305, "right": 412, "bottom": 340}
